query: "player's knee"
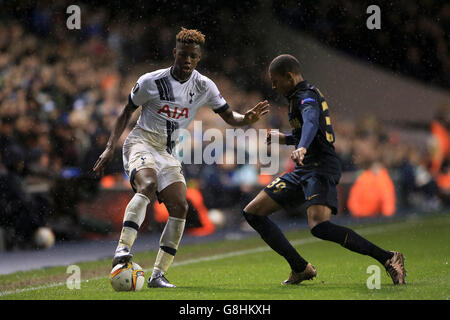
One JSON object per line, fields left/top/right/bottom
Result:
{"left": 180, "top": 200, "right": 189, "bottom": 215}
{"left": 243, "top": 203, "right": 254, "bottom": 214}
{"left": 242, "top": 210, "right": 252, "bottom": 221}
{"left": 310, "top": 223, "right": 322, "bottom": 238}
{"left": 307, "top": 205, "right": 330, "bottom": 230}
{"left": 308, "top": 217, "right": 322, "bottom": 230}
{"left": 243, "top": 199, "right": 269, "bottom": 216}
{"left": 242, "top": 210, "right": 261, "bottom": 225}
{"left": 309, "top": 215, "right": 329, "bottom": 237}
{"left": 167, "top": 199, "right": 189, "bottom": 218}
{"left": 137, "top": 180, "right": 157, "bottom": 198}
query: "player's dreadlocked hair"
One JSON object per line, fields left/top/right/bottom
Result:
{"left": 176, "top": 27, "right": 205, "bottom": 46}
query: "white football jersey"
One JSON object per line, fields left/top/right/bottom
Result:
{"left": 130, "top": 67, "right": 227, "bottom": 149}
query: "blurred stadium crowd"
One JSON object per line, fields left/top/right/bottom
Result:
{"left": 0, "top": 1, "right": 449, "bottom": 250}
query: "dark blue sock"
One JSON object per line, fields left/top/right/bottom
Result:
{"left": 311, "top": 221, "right": 393, "bottom": 265}
{"left": 243, "top": 211, "right": 308, "bottom": 273}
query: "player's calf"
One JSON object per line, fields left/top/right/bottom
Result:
{"left": 113, "top": 193, "right": 150, "bottom": 267}
{"left": 148, "top": 216, "right": 186, "bottom": 288}
{"left": 310, "top": 220, "right": 394, "bottom": 266}
{"left": 243, "top": 210, "right": 309, "bottom": 274}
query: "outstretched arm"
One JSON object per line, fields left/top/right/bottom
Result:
{"left": 93, "top": 96, "right": 138, "bottom": 176}
{"left": 218, "top": 100, "right": 270, "bottom": 127}
{"left": 291, "top": 106, "right": 320, "bottom": 165}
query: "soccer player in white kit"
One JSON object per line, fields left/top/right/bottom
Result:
{"left": 93, "top": 28, "right": 269, "bottom": 288}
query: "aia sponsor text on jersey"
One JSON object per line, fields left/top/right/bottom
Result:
{"left": 157, "top": 105, "right": 189, "bottom": 119}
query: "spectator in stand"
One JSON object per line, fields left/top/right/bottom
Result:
{"left": 347, "top": 137, "right": 396, "bottom": 218}
{"left": 0, "top": 145, "right": 53, "bottom": 249}
{"left": 436, "top": 152, "right": 450, "bottom": 206}
{"left": 429, "top": 105, "right": 450, "bottom": 176}
{"left": 399, "top": 147, "right": 441, "bottom": 211}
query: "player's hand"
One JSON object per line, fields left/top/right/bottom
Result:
{"left": 93, "top": 147, "right": 114, "bottom": 177}
{"left": 266, "top": 129, "right": 286, "bottom": 145}
{"left": 291, "top": 147, "right": 307, "bottom": 166}
{"left": 243, "top": 100, "right": 270, "bottom": 124}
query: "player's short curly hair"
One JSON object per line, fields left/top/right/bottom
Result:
{"left": 176, "top": 27, "right": 205, "bottom": 46}
{"left": 269, "top": 54, "right": 302, "bottom": 76}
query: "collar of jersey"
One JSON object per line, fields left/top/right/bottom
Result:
{"left": 170, "top": 66, "right": 192, "bottom": 84}
{"left": 286, "top": 80, "right": 309, "bottom": 99}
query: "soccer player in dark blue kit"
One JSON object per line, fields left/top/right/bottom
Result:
{"left": 243, "top": 54, "right": 406, "bottom": 285}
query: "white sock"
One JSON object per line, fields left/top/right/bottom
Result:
{"left": 152, "top": 216, "right": 186, "bottom": 277}
{"left": 117, "top": 193, "right": 150, "bottom": 251}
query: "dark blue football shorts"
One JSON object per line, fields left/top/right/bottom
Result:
{"left": 263, "top": 171, "right": 340, "bottom": 215}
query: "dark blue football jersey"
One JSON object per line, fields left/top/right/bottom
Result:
{"left": 285, "top": 80, "right": 341, "bottom": 178}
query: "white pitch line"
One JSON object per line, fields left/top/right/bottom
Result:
{"left": 0, "top": 220, "right": 414, "bottom": 297}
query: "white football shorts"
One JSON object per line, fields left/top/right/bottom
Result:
{"left": 123, "top": 126, "right": 185, "bottom": 193}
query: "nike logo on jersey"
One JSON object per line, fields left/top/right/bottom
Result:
{"left": 157, "top": 104, "right": 189, "bottom": 119}
{"left": 307, "top": 194, "right": 319, "bottom": 200}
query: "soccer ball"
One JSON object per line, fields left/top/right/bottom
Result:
{"left": 33, "top": 227, "right": 55, "bottom": 249}
{"left": 208, "top": 209, "right": 226, "bottom": 228}
{"left": 110, "top": 262, "right": 145, "bottom": 292}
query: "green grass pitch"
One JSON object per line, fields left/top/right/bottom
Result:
{"left": 1, "top": 213, "right": 449, "bottom": 300}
